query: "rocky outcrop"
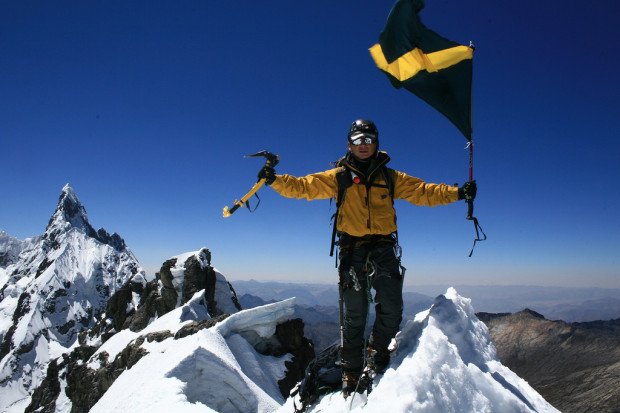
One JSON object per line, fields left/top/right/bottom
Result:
{"left": 481, "top": 309, "right": 620, "bottom": 413}
{"left": 82, "top": 248, "right": 242, "bottom": 348}
{"left": 174, "top": 313, "right": 230, "bottom": 339}
{"left": 64, "top": 333, "right": 171, "bottom": 413}
{"left": 157, "top": 257, "right": 181, "bottom": 311}
{"left": 27, "top": 332, "right": 171, "bottom": 413}
{"left": 27, "top": 312, "right": 313, "bottom": 412}
{"left": 25, "top": 359, "right": 60, "bottom": 413}
{"left": 276, "top": 318, "right": 316, "bottom": 397}
{"left": 155, "top": 248, "right": 242, "bottom": 317}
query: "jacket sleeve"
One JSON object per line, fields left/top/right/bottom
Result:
{"left": 393, "top": 170, "right": 459, "bottom": 206}
{"left": 270, "top": 168, "right": 338, "bottom": 200}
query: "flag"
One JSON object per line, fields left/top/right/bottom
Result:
{"left": 370, "top": 0, "right": 474, "bottom": 140}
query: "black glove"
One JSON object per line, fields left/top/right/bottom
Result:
{"left": 258, "top": 166, "right": 276, "bottom": 185}
{"left": 458, "top": 180, "right": 477, "bottom": 200}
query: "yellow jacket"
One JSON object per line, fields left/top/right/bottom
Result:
{"left": 270, "top": 152, "right": 459, "bottom": 237}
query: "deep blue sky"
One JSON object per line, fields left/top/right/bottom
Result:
{"left": 2, "top": 1, "right": 619, "bottom": 288}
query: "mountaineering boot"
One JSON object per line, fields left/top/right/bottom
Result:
{"left": 341, "top": 371, "right": 360, "bottom": 398}
{"left": 367, "top": 345, "right": 391, "bottom": 375}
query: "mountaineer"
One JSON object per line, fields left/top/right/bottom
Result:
{"left": 258, "top": 119, "right": 477, "bottom": 396}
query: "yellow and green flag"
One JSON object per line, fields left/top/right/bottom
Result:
{"left": 370, "top": 0, "right": 474, "bottom": 140}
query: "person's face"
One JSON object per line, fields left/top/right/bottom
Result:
{"left": 348, "top": 134, "right": 377, "bottom": 160}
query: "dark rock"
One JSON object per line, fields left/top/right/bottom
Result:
{"left": 275, "top": 318, "right": 315, "bottom": 398}
{"left": 157, "top": 258, "right": 179, "bottom": 311}
{"left": 476, "top": 312, "right": 511, "bottom": 323}
{"left": 95, "top": 229, "right": 127, "bottom": 252}
{"left": 35, "top": 258, "right": 54, "bottom": 278}
{"left": 57, "top": 320, "right": 75, "bottom": 336}
{"left": 174, "top": 314, "right": 230, "bottom": 339}
{"left": 25, "top": 359, "right": 60, "bottom": 413}
{"left": 0, "top": 252, "right": 10, "bottom": 268}
{"left": 183, "top": 254, "right": 210, "bottom": 305}
{"left": 519, "top": 308, "right": 546, "bottom": 319}
{"left": 0, "top": 292, "right": 31, "bottom": 360}
{"left": 105, "top": 287, "right": 133, "bottom": 332}
{"left": 62, "top": 332, "right": 172, "bottom": 413}
{"left": 64, "top": 335, "right": 155, "bottom": 413}
{"left": 124, "top": 280, "right": 169, "bottom": 332}
{"left": 143, "top": 331, "right": 174, "bottom": 343}
{"left": 226, "top": 281, "right": 242, "bottom": 313}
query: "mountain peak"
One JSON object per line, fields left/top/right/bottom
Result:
{"left": 520, "top": 308, "right": 546, "bottom": 319}
{"left": 45, "top": 183, "right": 95, "bottom": 237}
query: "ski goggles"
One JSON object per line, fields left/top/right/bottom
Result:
{"left": 348, "top": 133, "right": 377, "bottom": 146}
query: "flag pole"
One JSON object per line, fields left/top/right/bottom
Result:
{"left": 467, "top": 139, "right": 474, "bottom": 220}
{"left": 466, "top": 42, "right": 485, "bottom": 255}
{"left": 467, "top": 41, "right": 476, "bottom": 221}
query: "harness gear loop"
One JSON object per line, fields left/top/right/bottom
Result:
{"left": 348, "top": 249, "right": 377, "bottom": 403}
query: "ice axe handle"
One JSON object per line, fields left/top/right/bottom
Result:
{"left": 222, "top": 150, "right": 279, "bottom": 218}
{"left": 222, "top": 204, "right": 240, "bottom": 218}
{"left": 222, "top": 179, "right": 266, "bottom": 218}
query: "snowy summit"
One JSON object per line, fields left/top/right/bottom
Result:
{"left": 277, "top": 288, "right": 558, "bottom": 413}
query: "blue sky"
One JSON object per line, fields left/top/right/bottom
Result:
{"left": 2, "top": 1, "right": 619, "bottom": 289}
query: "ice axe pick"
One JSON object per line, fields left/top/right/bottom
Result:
{"left": 222, "top": 150, "right": 279, "bottom": 218}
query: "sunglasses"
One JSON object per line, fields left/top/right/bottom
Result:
{"left": 349, "top": 133, "right": 377, "bottom": 146}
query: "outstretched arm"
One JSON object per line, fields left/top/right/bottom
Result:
{"left": 393, "top": 170, "right": 459, "bottom": 206}
{"left": 270, "top": 169, "right": 339, "bottom": 201}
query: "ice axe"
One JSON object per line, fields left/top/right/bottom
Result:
{"left": 222, "top": 150, "right": 279, "bottom": 218}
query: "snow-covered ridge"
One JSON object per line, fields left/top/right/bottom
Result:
{"left": 73, "top": 293, "right": 297, "bottom": 413}
{"left": 278, "top": 288, "right": 559, "bottom": 413}
{"left": 40, "top": 284, "right": 560, "bottom": 413}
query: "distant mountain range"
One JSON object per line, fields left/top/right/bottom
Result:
{"left": 480, "top": 310, "right": 620, "bottom": 413}
{"left": 233, "top": 280, "right": 620, "bottom": 323}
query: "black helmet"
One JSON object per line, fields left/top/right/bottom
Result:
{"left": 348, "top": 119, "right": 378, "bottom": 141}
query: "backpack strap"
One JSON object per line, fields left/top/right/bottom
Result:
{"left": 330, "top": 167, "right": 352, "bottom": 257}
{"left": 376, "top": 165, "right": 395, "bottom": 202}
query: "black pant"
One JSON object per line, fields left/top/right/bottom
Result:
{"left": 339, "top": 236, "right": 403, "bottom": 373}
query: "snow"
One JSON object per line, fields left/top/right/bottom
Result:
{"left": 89, "top": 295, "right": 297, "bottom": 413}
{"left": 216, "top": 298, "right": 294, "bottom": 338}
{"left": 213, "top": 268, "right": 242, "bottom": 314}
